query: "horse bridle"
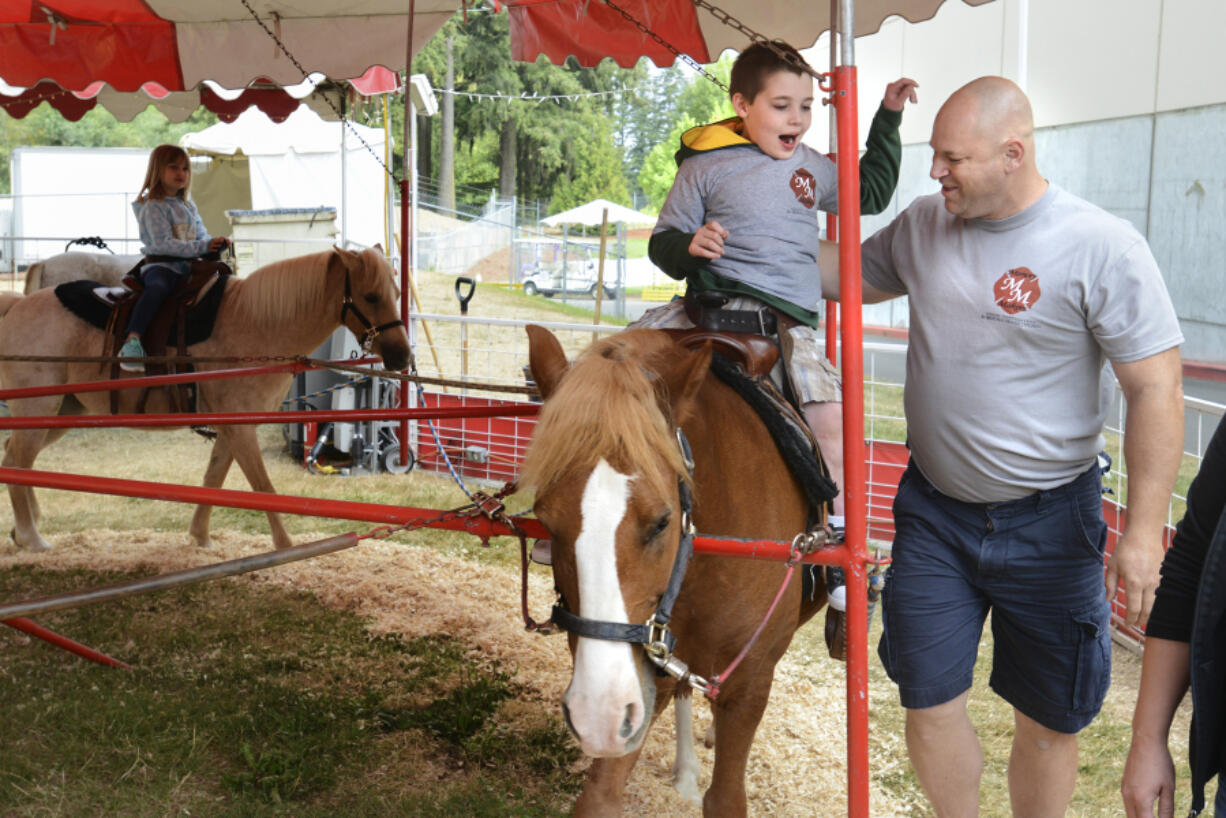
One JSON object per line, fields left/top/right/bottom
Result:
{"left": 548, "top": 427, "right": 708, "bottom": 691}
{"left": 340, "top": 267, "right": 405, "bottom": 352}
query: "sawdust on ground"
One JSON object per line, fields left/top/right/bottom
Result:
{"left": 0, "top": 529, "right": 910, "bottom": 816}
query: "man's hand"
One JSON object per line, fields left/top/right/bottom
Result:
{"left": 1105, "top": 530, "right": 1165, "bottom": 627}
{"left": 688, "top": 221, "right": 729, "bottom": 260}
{"left": 882, "top": 78, "right": 919, "bottom": 112}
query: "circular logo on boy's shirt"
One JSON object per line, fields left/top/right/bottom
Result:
{"left": 993, "top": 267, "right": 1041, "bottom": 314}
{"left": 789, "top": 168, "right": 817, "bottom": 208}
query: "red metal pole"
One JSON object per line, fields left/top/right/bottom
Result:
{"left": 399, "top": 177, "right": 412, "bottom": 470}
{"left": 825, "top": 211, "right": 840, "bottom": 364}
{"left": 834, "top": 62, "right": 870, "bottom": 818}
{"left": 0, "top": 465, "right": 550, "bottom": 541}
{"left": 3, "top": 617, "right": 131, "bottom": 668}
{"left": 0, "top": 402, "right": 539, "bottom": 430}
{"left": 0, "top": 360, "right": 316, "bottom": 401}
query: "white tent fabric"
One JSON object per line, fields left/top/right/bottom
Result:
{"left": 181, "top": 107, "right": 390, "bottom": 250}
{"left": 541, "top": 198, "right": 655, "bottom": 227}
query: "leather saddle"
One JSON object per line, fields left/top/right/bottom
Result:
{"left": 103, "top": 254, "right": 232, "bottom": 414}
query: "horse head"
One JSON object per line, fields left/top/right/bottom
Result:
{"left": 522, "top": 325, "right": 710, "bottom": 758}
{"left": 331, "top": 247, "right": 410, "bottom": 372}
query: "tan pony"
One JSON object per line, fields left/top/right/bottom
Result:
{"left": 0, "top": 247, "right": 410, "bottom": 553}
{"left": 522, "top": 325, "right": 829, "bottom": 817}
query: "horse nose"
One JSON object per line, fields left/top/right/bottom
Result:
{"left": 379, "top": 343, "right": 410, "bottom": 372}
{"left": 562, "top": 684, "right": 646, "bottom": 757}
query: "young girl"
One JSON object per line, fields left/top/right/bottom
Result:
{"left": 119, "top": 144, "right": 229, "bottom": 372}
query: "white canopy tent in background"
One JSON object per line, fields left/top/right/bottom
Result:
{"left": 180, "top": 106, "right": 388, "bottom": 251}
{"left": 540, "top": 198, "right": 655, "bottom": 227}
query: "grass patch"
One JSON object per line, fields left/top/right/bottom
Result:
{"left": 0, "top": 565, "right": 579, "bottom": 817}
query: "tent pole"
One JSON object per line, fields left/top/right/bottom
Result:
{"left": 833, "top": 1, "right": 870, "bottom": 817}
{"left": 398, "top": 0, "right": 415, "bottom": 471}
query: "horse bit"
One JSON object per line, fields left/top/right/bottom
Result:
{"left": 340, "top": 267, "right": 404, "bottom": 352}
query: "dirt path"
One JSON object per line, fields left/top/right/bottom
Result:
{"left": 0, "top": 529, "right": 909, "bottom": 816}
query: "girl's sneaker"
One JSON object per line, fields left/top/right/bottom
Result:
{"left": 118, "top": 337, "right": 146, "bottom": 372}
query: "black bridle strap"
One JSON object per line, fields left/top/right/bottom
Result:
{"left": 340, "top": 268, "right": 405, "bottom": 338}
{"left": 550, "top": 429, "right": 696, "bottom": 650}
{"left": 550, "top": 604, "right": 678, "bottom": 653}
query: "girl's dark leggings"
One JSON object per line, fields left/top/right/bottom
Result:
{"left": 125, "top": 264, "right": 184, "bottom": 336}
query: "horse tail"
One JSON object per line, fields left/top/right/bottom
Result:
{"left": 0, "top": 292, "right": 24, "bottom": 319}
{"left": 22, "top": 261, "right": 43, "bottom": 294}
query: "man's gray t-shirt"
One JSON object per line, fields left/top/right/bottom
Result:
{"left": 654, "top": 142, "right": 838, "bottom": 310}
{"left": 861, "top": 184, "right": 1184, "bottom": 503}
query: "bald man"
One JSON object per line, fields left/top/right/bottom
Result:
{"left": 832, "top": 76, "right": 1186, "bottom": 816}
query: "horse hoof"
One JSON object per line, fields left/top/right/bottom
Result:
{"left": 673, "top": 774, "right": 701, "bottom": 805}
{"left": 16, "top": 533, "right": 51, "bottom": 552}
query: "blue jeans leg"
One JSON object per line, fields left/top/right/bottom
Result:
{"left": 125, "top": 265, "right": 180, "bottom": 337}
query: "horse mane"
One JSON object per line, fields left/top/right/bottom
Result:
{"left": 522, "top": 332, "right": 690, "bottom": 499}
{"left": 229, "top": 249, "right": 334, "bottom": 328}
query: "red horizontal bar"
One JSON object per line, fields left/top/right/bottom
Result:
{"left": 3, "top": 616, "right": 131, "bottom": 668}
{"left": 0, "top": 357, "right": 387, "bottom": 401}
{"left": 693, "top": 536, "right": 845, "bottom": 566}
{"left": 0, "top": 360, "right": 309, "bottom": 400}
{"left": 0, "top": 465, "right": 548, "bottom": 540}
{"left": 0, "top": 402, "right": 540, "bottom": 430}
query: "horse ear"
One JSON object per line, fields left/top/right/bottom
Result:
{"left": 663, "top": 341, "right": 712, "bottom": 426}
{"left": 526, "top": 324, "right": 569, "bottom": 400}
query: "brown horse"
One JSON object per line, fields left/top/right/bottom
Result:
{"left": 521, "top": 325, "right": 828, "bottom": 817}
{"left": 0, "top": 247, "right": 410, "bottom": 553}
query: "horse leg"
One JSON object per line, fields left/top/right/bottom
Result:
{"left": 702, "top": 686, "right": 776, "bottom": 818}
{"left": 574, "top": 750, "right": 646, "bottom": 818}
{"left": 189, "top": 434, "right": 236, "bottom": 549}
{"left": 673, "top": 689, "right": 702, "bottom": 804}
{"left": 219, "top": 425, "right": 292, "bottom": 549}
{"left": 3, "top": 427, "right": 54, "bottom": 552}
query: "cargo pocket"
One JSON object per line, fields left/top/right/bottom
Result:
{"left": 1070, "top": 601, "right": 1111, "bottom": 714}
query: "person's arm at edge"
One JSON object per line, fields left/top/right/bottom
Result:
{"left": 1121, "top": 637, "right": 1189, "bottom": 818}
{"left": 1106, "top": 346, "right": 1185, "bottom": 627}
{"left": 818, "top": 239, "right": 895, "bottom": 304}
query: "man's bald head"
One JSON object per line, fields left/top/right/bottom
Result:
{"left": 941, "top": 76, "right": 1035, "bottom": 148}
{"left": 928, "top": 76, "right": 1046, "bottom": 220}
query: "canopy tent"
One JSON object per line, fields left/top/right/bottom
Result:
{"left": 541, "top": 198, "right": 655, "bottom": 227}
{"left": 1, "top": 2, "right": 992, "bottom": 86}
{"left": 0, "top": 5, "right": 992, "bottom": 814}
{"left": 0, "top": 67, "right": 400, "bottom": 123}
{"left": 180, "top": 106, "right": 389, "bottom": 249}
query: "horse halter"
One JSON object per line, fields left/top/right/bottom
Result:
{"left": 549, "top": 427, "right": 710, "bottom": 693}
{"left": 340, "top": 267, "right": 405, "bottom": 353}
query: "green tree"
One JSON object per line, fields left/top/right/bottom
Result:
{"left": 635, "top": 58, "right": 733, "bottom": 210}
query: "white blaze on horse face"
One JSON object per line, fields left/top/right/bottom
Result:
{"left": 564, "top": 458, "right": 649, "bottom": 757}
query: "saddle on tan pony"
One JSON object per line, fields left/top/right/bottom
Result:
{"left": 103, "top": 256, "right": 232, "bottom": 414}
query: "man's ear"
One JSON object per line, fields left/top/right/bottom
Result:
{"left": 1003, "top": 137, "right": 1025, "bottom": 172}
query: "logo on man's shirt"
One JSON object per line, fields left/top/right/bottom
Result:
{"left": 789, "top": 168, "right": 816, "bottom": 208}
{"left": 993, "top": 267, "right": 1041, "bottom": 314}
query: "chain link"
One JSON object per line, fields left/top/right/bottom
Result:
{"left": 602, "top": 0, "right": 830, "bottom": 93}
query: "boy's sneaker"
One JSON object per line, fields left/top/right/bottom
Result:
{"left": 118, "top": 337, "right": 146, "bottom": 373}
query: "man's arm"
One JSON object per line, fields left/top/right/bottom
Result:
{"left": 1106, "top": 346, "right": 1185, "bottom": 627}
{"left": 818, "top": 239, "right": 896, "bottom": 304}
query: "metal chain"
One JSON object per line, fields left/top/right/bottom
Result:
{"left": 602, "top": 0, "right": 831, "bottom": 92}
{"left": 602, "top": 0, "right": 730, "bottom": 92}
{"left": 238, "top": 0, "right": 399, "bottom": 183}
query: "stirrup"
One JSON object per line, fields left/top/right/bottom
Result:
{"left": 529, "top": 539, "right": 552, "bottom": 566}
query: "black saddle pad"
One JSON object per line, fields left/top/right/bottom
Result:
{"left": 53, "top": 277, "right": 229, "bottom": 347}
